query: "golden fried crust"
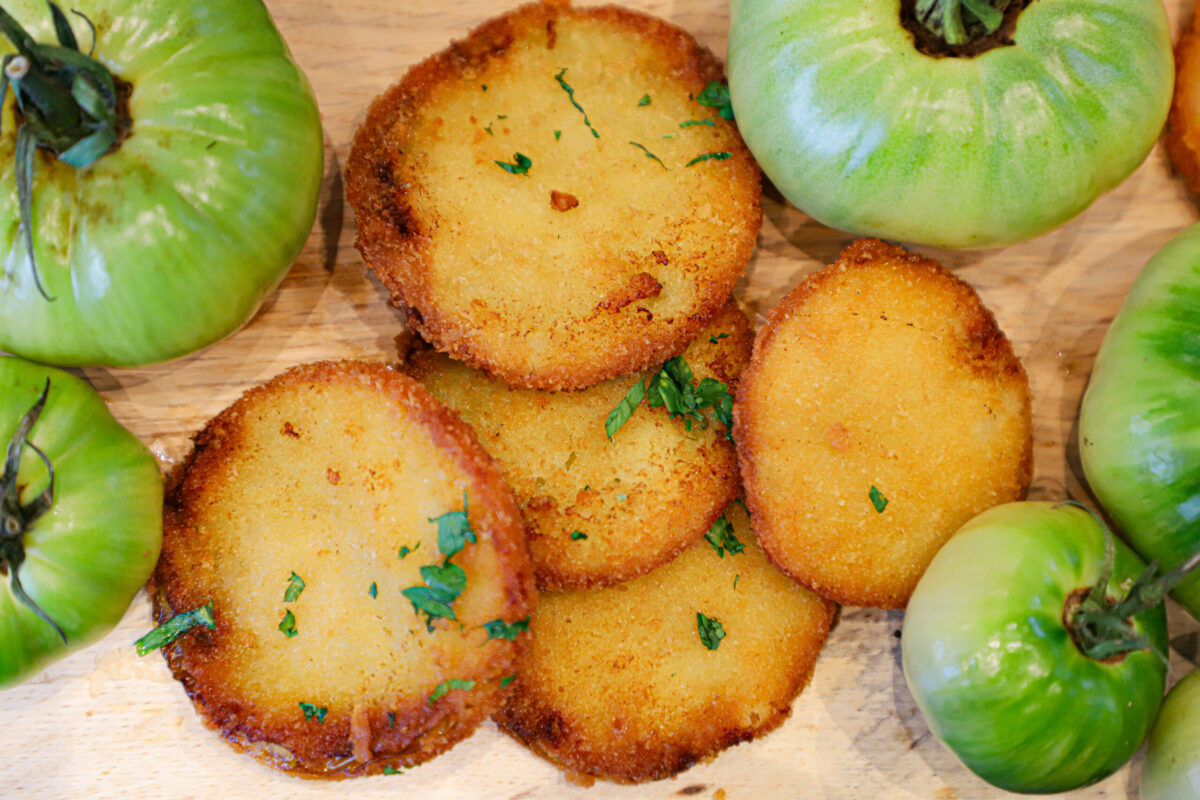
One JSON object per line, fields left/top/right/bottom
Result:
{"left": 404, "top": 300, "right": 752, "bottom": 590}
{"left": 493, "top": 501, "right": 835, "bottom": 783}
{"left": 151, "top": 361, "right": 536, "bottom": 778}
{"left": 734, "top": 240, "right": 1032, "bottom": 609}
{"left": 1167, "top": 7, "right": 1200, "bottom": 195}
{"left": 345, "top": 0, "right": 761, "bottom": 391}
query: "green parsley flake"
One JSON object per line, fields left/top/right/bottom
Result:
{"left": 869, "top": 486, "right": 889, "bottom": 513}
{"left": 481, "top": 84, "right": 488, "bottom": 91}
{"left": 638, "top": 94, "right": 651, "bottom": 106}
{"left": 501, "top": 674, "right": 517, "bottom": 688}
{"left": 483, "top": 617, "right": 530, "bottom": 641}
{"left": 686, "top": 151, "right": 733, "bottom": 167}
{"left": 388, "top": 711, "right": 396, "bottom": 728}
{"left": 681, "top": 119, "right": 717, "bottom": 128}
{"left": 605, "top": 377, "right": 646, "bottom": 440}
{"left": 605, "top": 357, "right": 734, "bottom": 442}
{"left": 299, "top": 702, "right": 327, "bottom": 723}
{"left": 278, "top": 609, "right": 298, "bottom": 638}
{"left": 428, "top": 678, "right": 475, "bottom": 706}
{"left": 283, "top": 571, "right": 305, "bottom": 603}
{"left": 617, "top": 493, "right": 627, "bottom": 501}
{"left": 696, "top": 80, "right": 734, "bottom": 120}
{"left": 495, "top": 152, "right": 532, "bottom": 175}
{"left": 369, "top": 582, "right": 378, "bottom": 599}
{"left": 734, "top": 574, "right": 739, "bottom": 590}
{"left": 383, "top": 765, "right": 403, "bottom": 775}
{"left": 554, "top": 129, "right": 562, "bottom": 140}
{"left": 402, "top": 496, "right": 477, "bottom": 631}
{"left": 704, "top": 516, "right": 745, "bottom": 558}
{"left": 485, "top": 121, "right": 494, "bottom": 136}
{"left": 554, "top": 68, "right": 599, "bottom": 138}
{"left": 629, "top": 141, "right": 667, "bottom": 169}
{"left": 709, "top": 333, "right": 729, "bottom": 343}
{"left": 134, "top": 600, "right": 215, "bottom": 656}
{"left": 697, "top": 612, "right": 726, "bottom": 650}
{"left": 570, "top": 530, "right": 588, "bottom": 541}
{"left": 399, "top": 542, "right": 420, "bottom": 559}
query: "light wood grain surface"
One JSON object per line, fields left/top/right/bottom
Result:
{"left": 5, "top": 1, "right": 1200, "bottom": 798}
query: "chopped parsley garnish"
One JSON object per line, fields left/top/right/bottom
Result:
{"left": 697, "top": 80, "right": 734, "bottom": 120}
{"left": 481, "top": 84, "right": 488, "bottom": 91}
{"left": 681, "top": 118, "right": 717, "bottom": 128}
{"left": 554, "top": 129, "right": 562, "bottom": 140}
{"left": 605, "top": 377, "right": 646, "bottom": 439}
{"left": 431, "top": 493, "right": 476, "bottom": 556}
{"left": 485, "top": 121, "right": 494, "bottom": 136}
{"left": 283, "top": 571, "right": 305, "bottom": 603}
{"left": 428, "top": 678, "right": 475, "bottom": 706}
{"left": 554, "top": 68, "right": 599, "bottom": 138}
{"left": 484, "top": 617, "right": 530, "bottom": 641}
{"left": 278, "top": 609, "right": 298, "bottom": 638}
{"left": 709, "top": 333, "right": 729, "bottom": 343}
{"left": 382, "top": 765, "right": 403, "bottom": 775}
{"left": 369, "top": 582, "right": 378, "bottom": 599}
{"left": 402, "top": 495, "right": 476, "bottom": 631}
{"left": 870, "top": 485, "right": 889, "bottom": 513}
{"left": 501, "top": 674, "right": 517, "bottom": 688}
{"left": 495, "top": 152, "right": 532, "bottom": 175}
{"left": 629, "top": 141, "right": 667, "bottom": 169}
{"left": 388, "top": 711, "right": 396, "bottom": 728}
{"left": 605, "top": 357, "right": 734, "bottom": 442}
{"left": 617, "top": 493, "right": 627, "bottom": 501}
{"left": 570, "top": 530, "right": 588, "bottom": 541}
{"left": 697, "top": 612, "right": 726, "bottom": 650}
{"left": 704, "top": 516, "right": 745, "bottom": 558}
{"left": 299, "top": 702, "right": 327, "bottom": 723}
{"left": 733, "top": 574, "right": 739, "bottom": 590}
{"left": 686, "top": 151, "right": 733, "bottom": 167}
{"left": 735, "top": 497, "right": 751, "bottom": 517}
{"left": 399, "top": 542, "right": 419, "bottom": 559}
{"left": 134, "top": 600, "right": 215, "bottom": 656}
{"left": 638, "top": 94, "right": 651, "bottom": 106}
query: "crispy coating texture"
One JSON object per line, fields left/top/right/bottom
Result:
{"left": 1167, "top": 6, "right": 1200, "bottom": 196}
{"left": 493, "top": 501, "right": 835, "bottom": 783}
{"left": 735, "top": 240, "right": 1032, "bottom": 609}
{"left": 404, "top": 301, "right": 751, "bottom": 590}
{"left": 150, "top": 361, "right": 536, "bottom": 778}
{"left": 345, "top": 0, "right": 761, "bottom": 391}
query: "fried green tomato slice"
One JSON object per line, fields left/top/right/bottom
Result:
{"left": 345, "top": 0, "right": 761, "bottom": 390}
{"left": 493, "top": 500, "right": 835, "bottom": 783}
{"left": 404, "top": 300, "right": 751, "bottom": 590}
{"left": 149, "top": 361, "right": 536, "bottom": 778}
{"left": 735, "top": 239, "right": 1032, "bottom": 609}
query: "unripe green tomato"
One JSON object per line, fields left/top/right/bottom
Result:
{"left": 1142, "top": 668, "right": 1200, "bottom": 800}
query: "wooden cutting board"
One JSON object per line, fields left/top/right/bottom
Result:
{"left": 5, "top": 1, "right": 1200, "bottom": 798}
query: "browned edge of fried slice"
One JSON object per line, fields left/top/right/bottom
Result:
{"left": 733, "top": 239, "right": 1033, "bottom": 608}
{"left": 1167, "top": 6, "right": 1200, "bottom": 197}
{"left": 344, "top": 0, "right": 760, "bottom": 391}
{"left": 150, "top": 360, "right": 537, "bottom": 778}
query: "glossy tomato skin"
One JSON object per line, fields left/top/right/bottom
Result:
{"left": 727, "top": 0, "right": 1172, "bottom": 249}
{"left": 0, "top": 356, "right": 162, "bottom": 687}
{"left": 1142, "top": 668, "right": 1200, "bottom": 800}
{"left": 0, "top": 0, "right": 324, "bottom": 367}
{"left": 1080, "top": 223, "right": 1200, "bottom": 622}
{"left": 903, "top": 502, "right": 1167, "bottom": 794}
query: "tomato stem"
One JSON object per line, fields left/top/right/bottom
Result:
{"left": 0, "top": 2, "right": 132, "bottom": 301}
{"left": 1063, "top": 502, "right": 1200, "bottom": 665}
{"left": 903, "top": 0, "right": 1029, "bottom": 57}
{"left": 0, "top": 379, "right": 65, "bottom": 643}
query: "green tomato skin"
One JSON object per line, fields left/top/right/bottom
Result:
{"left": 727, "top": 0, "right": 1173, "bottom": 249}
{"left": 902, "top": 502, "right": 1167, "bottom": 794}
{"left": 1142, "top": 668, "right": 1200, "bottom": 800}
{"left": 0, "top": 356, "right": 162, "bottom": 688}
{"left": 0, "top": 0, "right": 324, "bottom": 367}
{"left": 1080, "top": 222, "right": 1200, "bottom": 622}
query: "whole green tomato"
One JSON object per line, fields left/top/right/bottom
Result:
{"left": 0, "top": 0, "right": 323, "bottom": 367}
{"left": 903, "top": 501, "right": 1167, "bottom": 794}
{"left": 727, "top": 0, "right": 1172, "bottom": 249}
{"left": 0, "top": 356, "right": 162, "bottom": 687}
{"left": 1142, "top": 667, "right": 1200, "bottom": 800}
{"left": 1080, "top": 222, "right": 1200, "bottom": 622}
